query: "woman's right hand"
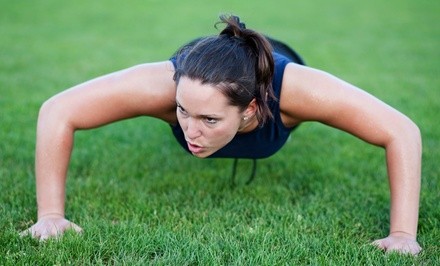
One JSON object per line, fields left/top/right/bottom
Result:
{"left": 20, "top": 214, "right": 82, "bottom": 241}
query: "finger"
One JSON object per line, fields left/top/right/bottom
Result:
{"left": 39, "top": 233, "right": 51, "bottom": 242}
{"left": 412, "top": 246, "right": 422, "bottom": 255}
{"left": 386, "top": 242, "right": 422, "bottom": 256}
{"left": 38, "top": 230, "right": 55, "bottom": 242}
{"left": 371, "top": 239, "right": 386, "bottom": 250}
{"left": 39, "top": 233, "right": 61, "bottom": 242}
{"left": 68, "top": 222, "right": 83, "bottom": 234}
{"left": 20, "top": 226, "right": 42, "bottom": 239}
{"left": 39, "top": 225, "right": 63, "bottom": 242}
{"left": 19, "top": 228, "right": 32, "bottom": 238}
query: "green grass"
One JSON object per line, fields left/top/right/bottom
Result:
{"left": 1, "top": 0, "right": 439, "bottom": 264}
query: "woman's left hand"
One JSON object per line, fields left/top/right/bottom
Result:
{"left": 372, "top": 234, "right": 422, "bottom": 255}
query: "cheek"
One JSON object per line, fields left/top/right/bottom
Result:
{"left": 176, "top": 114, "right": 186, "bottom": 128}
{"left": 206, "top": 122, "right": 240, "bottom": 145}
{"left": 176, "top": 112, "right": 193, "bottom": 132}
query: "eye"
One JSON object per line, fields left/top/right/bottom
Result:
{"left": 177, "top": 104, "right": 188, "bottom": 116}
{"left": 205, "top": 117, "right": 218, "bottom": 125}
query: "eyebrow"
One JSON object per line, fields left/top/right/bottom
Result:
{"left": 176, "top": 100, "right": 222, "bottom": 118}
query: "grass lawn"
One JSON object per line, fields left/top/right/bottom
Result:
{"left": 1, "top": 0, "right": 439, "bottom": 264}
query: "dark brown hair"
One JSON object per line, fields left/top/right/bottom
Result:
{"left": 173, "top": 15, "right": 275, "bottom": 125}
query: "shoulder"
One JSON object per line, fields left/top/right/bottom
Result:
{"left": 279, "top": 62, "right": 399, "bottom": 130}
{"left": 279, "top": 63, "right": 359, "bottom": 126}
{"left": 108, "top": 60, "right": 178, "bottom": 122}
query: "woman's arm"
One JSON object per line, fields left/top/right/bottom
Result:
{"left": 22, "top": 61, "right": 177, "bottom": 240}
{"left": 280, "top": 63, "right": 422, "bottom": 255}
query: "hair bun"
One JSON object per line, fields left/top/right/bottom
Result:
{"left": 231, "top": 15, "right": 246, "bottom": 30}
{"left": 218, "top": 14, "right": 247, "bottom": 38}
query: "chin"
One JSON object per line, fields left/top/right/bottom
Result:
{"left": 191, "top": 148, "right": 219, "bottom": 158}
{"left": 192, "top": 153, "right": 209, "bottom": 158}
{"left": 191, "top": 151, "right": 212, "bottom": 158}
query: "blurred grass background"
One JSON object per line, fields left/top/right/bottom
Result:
{"left": 1, "top": 0, "right": 439, "bottom": 264}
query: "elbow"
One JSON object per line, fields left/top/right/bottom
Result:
{"left": 37, "top": 95, "right": 74, "bottom": 131}
{"left": 403, "top": 118, "right": 422, "bottom": 147}
{"left": 388, "top": 116, "right": 422, "bottom": 152}
{"left": 38, "top": 97, "right": 60, "bottom": 123}
{"left": 412, "top": 120, "right": 421, "bottom": 140}
{"left": 408, "top": 119, "right": 422, "bottom": 150}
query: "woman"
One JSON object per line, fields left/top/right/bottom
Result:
{"left": 22, "top": 15, "right": 422, "bottom": 255}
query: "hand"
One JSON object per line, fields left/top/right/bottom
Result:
{"left": 20, "top": 214, "right": 82, "bottom": 241}
{"left": 372, "top": 233, "right": 422, "bottom": 255}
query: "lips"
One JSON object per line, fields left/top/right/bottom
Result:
{"left": 187, "top": 142, "right": 204, "bottom": 154}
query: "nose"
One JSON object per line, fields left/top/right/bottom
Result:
{"left": 184, "top": 117, "right": 202, "bottom": 140}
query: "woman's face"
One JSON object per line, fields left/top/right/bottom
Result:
{"left": 176, "top": 77, "right": 249, "bottom": 158}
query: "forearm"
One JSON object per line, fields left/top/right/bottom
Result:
{"left": 35, "top": 102, "right": 75, "bottom": 219}
{"left": 385, "top": 122, "right": 422, "bottom": 238}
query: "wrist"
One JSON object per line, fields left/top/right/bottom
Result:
{"left": 389, "top": 230, "right": 416, "bottom": 240}
{"left": 38, "top": 212, "right": 65, "bottom": 220}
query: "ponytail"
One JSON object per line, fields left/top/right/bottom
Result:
{"left": 174, "top": 15, "right": 276, "bottom": 125}
{"left": 218, "top": 15, "right": 275, "bottom": 124}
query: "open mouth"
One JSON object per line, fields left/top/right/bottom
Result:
{"left": 187, "top": 142, "right": 204, "bottom": 154}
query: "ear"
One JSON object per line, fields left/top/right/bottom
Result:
{"left": 243, "top": 98, "right": 258, "bottom": 118}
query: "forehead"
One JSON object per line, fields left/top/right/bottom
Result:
{"left": 176, "top": 77, "right": 234, "bottom": 114}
